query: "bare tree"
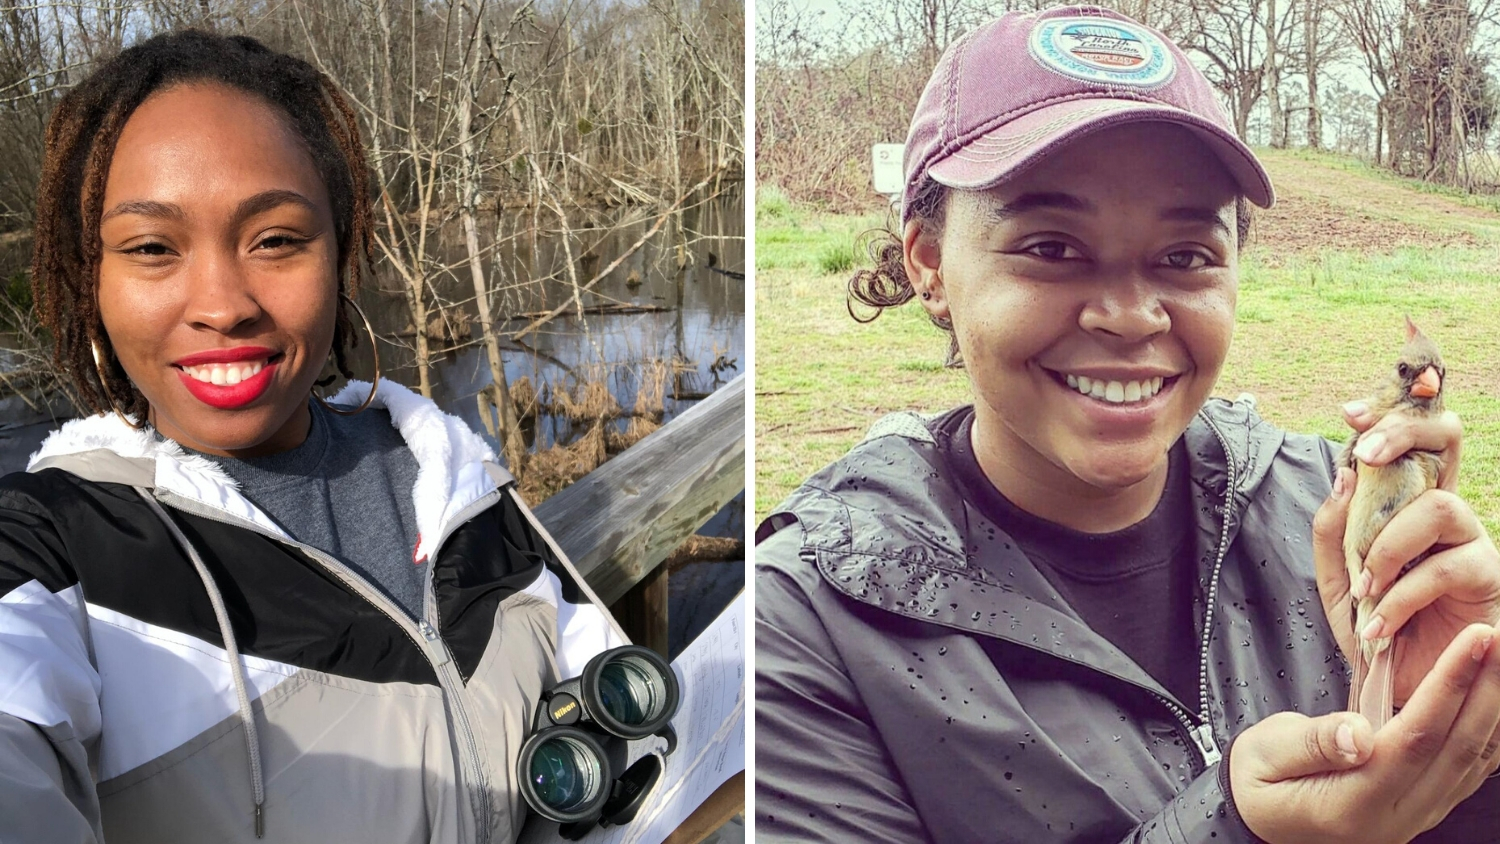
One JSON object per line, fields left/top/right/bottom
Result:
{"left": 1336, "top": 0, "right": 1405, "bottom": 163}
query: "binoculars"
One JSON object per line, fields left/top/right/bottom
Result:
{"left": 518, "top": 645, "right": 681, "bottom": 839}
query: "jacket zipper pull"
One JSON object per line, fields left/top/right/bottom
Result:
{"left": 1191, "top": 723, "right": 1222, "bottom": 766}
{"left": 417, "top": 619, "right": 452, "bottom": 667}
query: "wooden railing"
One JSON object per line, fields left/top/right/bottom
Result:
{"left": 533, "top": 373, "right": 746, "bottom": 652}
{"left": 532, "top": 373, "right": 746, "bottom": 844}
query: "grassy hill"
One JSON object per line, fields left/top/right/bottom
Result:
{"left": 754, "top": 148, "right": 1500, "bottom": 533}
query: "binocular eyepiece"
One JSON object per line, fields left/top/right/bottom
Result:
{"left": 519, "top": 645, "right": 681, "bottom": 837}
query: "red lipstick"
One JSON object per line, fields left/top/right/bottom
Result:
{"left": 174, "top": 347, "right": 280, "bottom": 410}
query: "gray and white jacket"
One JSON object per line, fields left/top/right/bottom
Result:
{"left": 0, "top": 379, "right": 625, "bottom": 843}
{"left": 755, "top": 398, "right": 1500, "bottom": 843}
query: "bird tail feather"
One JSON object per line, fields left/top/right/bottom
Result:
{"left": 1351, "top": 643, "right": 1396, "bottom": 731}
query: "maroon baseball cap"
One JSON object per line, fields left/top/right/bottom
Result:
{"left": 902, "top": 6, "right": 1274, "bottom": 223}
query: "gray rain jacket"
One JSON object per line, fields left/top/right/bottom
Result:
{"left": 755, "top": 398, "right": 1500, "bottom": 843}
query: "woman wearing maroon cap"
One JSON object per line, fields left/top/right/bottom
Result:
{"left": 755, "top": 7, "right": 1500, "bottom": 842}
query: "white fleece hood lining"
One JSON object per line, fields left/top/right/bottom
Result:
{"left": 27, "top": 379, "right": 501, "bottom": 560}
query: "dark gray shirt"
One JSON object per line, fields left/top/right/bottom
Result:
{"left": 182, "top": 400, "right": 426, "bottom": 619}
{"left": 934, "top": 406, "right": 1200, "bottom": 710}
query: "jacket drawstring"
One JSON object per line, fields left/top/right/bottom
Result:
{"left": 137, "top": 489, "right": 266, "bottom": 838}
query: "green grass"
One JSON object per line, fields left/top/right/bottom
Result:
{"left": 815, "top": 239, "right": 858, "bottom": 275}
{"left": 1268, "top": 146, "right": 1500, "bottom": 217}
{"left": 755, "top": 183, "right": 795, "bottom": 223}
{"left": 755, "top": 148, "right": 1500, "bottom": 533}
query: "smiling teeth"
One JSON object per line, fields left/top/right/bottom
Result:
{"left": 1064, "top": 373, "right": 1165, "bottom": 404}
{"left": 183, "top": 360, "right": 266, "bottom": 385}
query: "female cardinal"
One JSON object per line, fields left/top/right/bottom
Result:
{"left": 1340, "top": 317, "right": 1445, "bottom": 729}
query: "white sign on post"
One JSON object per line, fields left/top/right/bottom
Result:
{"left": 871, "top": 143, "right": 904, "bottom": 196}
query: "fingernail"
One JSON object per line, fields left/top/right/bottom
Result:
{"left": 1474, "top": 631, "right": 1494, "bottom": 662}
{"left": 1344, "top": 401, "right": 1369, "bottom": 418}
{"left": 1333, "top": 469, "right": 1348, "bottom": 498}
{"left": 1352, "top": 570, "right": 1370, "bottom": 600}
{"left": 1360, "top": 570, "right": 1374, "bottom": 600}
{"left": 1362, "top": 615, "right": 1385, "bottom": 640}
{"left": 1336, "top": 722, "right": 1360, "bottom": 759}
{"left": 1354, "top": 432, "right": 1386, "bottom": 464}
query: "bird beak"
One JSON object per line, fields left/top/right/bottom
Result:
{"left": 1411, "top": 366, "right": 1441, "bottom": 398}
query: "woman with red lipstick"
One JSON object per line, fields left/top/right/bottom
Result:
{"left": 0, "top": 31, "right": 625, "bottom": 843}
{"left": 756, "top": 7, "right": 1500, "bottom": 843}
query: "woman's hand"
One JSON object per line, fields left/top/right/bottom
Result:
{"left": 1342, "top": 401, "right": 1462, "bottom": 491}
{"left": 1313, "top": 404, "right": 1500, "bottom": 705}
{"left": 1231, "top": 624, "right": 1500, "bottom": 844}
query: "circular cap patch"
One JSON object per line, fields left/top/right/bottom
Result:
{"left": 1029, "top": 17, "right": 1175, "bottom": 88}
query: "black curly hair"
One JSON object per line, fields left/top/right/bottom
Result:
{"left": 31, "top": 29, "right": 373, "bottom": 420}
{"left": 847, "top": 178, "right": 1254, "bottom": 367}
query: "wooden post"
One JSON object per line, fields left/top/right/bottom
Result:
{"left": 612, "top": 565, "right": 669, "bottom": 656}
{"left": 661, "top": 772, "right": 744, "bottom": 844}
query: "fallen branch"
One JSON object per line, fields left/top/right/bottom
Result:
{"left": 505, "top": 303, "right": 671, "bottom": 320}
{"left": 664, "top": 535, "right": 746, "bottom": 573}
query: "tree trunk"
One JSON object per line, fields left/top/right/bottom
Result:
{"left": 1266, "top": 0, "right": 1285, "bottom": 148}
{"left": 457, "top": 6, "right": 527, "bottom": 473}
{"left": 1305, "top": 0, "right": 1322, "bottom": 149}
{"left": 368, "top": 0, "right": 431, "bottom": 397}
{"left": 1234, "top": 84, "right": 1254, "bottom": 139}
{"left": 1375, "top": 99, "right": 1385, "bottom": 166}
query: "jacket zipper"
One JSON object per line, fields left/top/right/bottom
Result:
{"left": 1174, "top": 409, "right": 1241, "bottom": 769}
{"left": 1017, "top": 410, "right": 1238, "bottom": 771}
{"left": 1150, "top": 692, "right": 1221, "bottom": 768}
{"left": 157, "top": 489, "right": 502, "bottom": 844}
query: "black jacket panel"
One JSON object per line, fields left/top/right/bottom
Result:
{"left": 0, "top": 467, "right": 584, "bottom": 689}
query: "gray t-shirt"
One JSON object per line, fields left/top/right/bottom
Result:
{"left": 181, "top": 400, "right": 427, "bottom": 619}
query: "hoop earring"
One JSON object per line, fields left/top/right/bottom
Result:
{"left": 91, "top": 338, "right": 146, "bottom": 430}
{"left": 314, "top": 293, "right": 380, "bottom": 415}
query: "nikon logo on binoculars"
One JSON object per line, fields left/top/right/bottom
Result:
{"left": 550, "top": 698, "right": 581, "bottom": 723}
{"left": 519, "top": 646, "right": 683, "bottom": 840}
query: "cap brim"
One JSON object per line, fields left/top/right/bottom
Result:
{"left": 927, "top": 98, "right": 1274, "bottom": 208}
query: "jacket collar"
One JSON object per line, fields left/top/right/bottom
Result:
{"left": 1184, "top": 395, "right": 1286, "bottom": 509}
{"left": 26, "top": 379, "right": 511, "bottom": 561}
